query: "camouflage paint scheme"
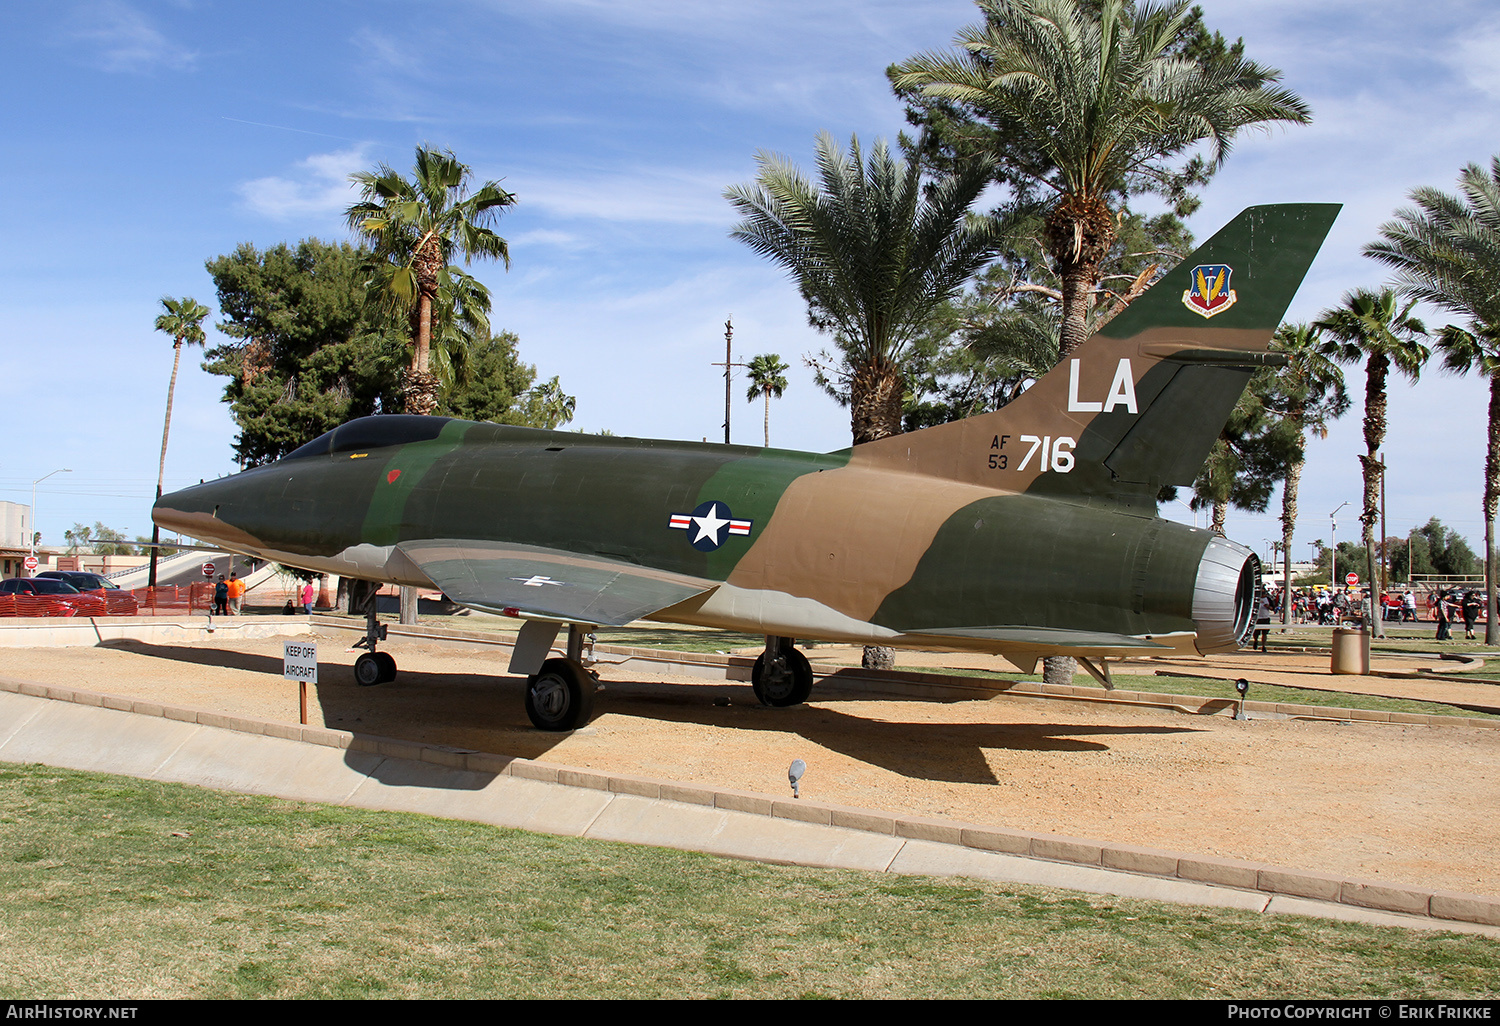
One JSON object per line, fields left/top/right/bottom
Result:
{"left": 155, "top": 204, "right": 1339, "bottom": 674}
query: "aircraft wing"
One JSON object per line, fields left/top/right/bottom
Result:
{"left": 394, "top": 539, "right": 717, "bottom": 627}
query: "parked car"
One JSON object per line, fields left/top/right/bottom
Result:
{"left": 0, "top": 577, "right": 106, "bottom": 617}
{"left": 37, "top": 570, "right": 139, "bottom": 614}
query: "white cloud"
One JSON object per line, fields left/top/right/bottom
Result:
{"left": 238, "top": 147, "right": 370, "bottom": 221}
{"left": 1447, "top": 20, "right": 1500, "bottom": 99}
{"left": 73, "top": 0, "right": 195, "bottom": 73}
{"left": 509, "top": 229, "right": 587, "bottom": 249}
{"left": 519, "top": 168, "right": 738, "bottom": 226}
{"left": 350, "top": 26, "right": 427, "bottom": 77}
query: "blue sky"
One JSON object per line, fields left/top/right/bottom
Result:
{"left": 4, "top": 0, "right": 1499, "bottom": 571}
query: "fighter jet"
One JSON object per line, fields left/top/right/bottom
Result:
{"left": 154, "top": 203, "right": 1339, "bottom": 731}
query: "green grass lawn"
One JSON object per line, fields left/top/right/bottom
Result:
{"left": 2, "top": 763, "right": 1498, "bottom": 999}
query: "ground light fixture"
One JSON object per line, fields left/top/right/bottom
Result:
{"left": 1235, "top": 677, "right": 1250, "bottom": 720}
{"left": 788, "top": 759, "right": 806, "bottom": 799}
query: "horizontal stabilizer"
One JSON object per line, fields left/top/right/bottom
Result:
{"left": 396, "top": 540, "right": 716, "bottom": 626}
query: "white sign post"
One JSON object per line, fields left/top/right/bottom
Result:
{"left": 283, "top": 640, "right": 318, "bottom": 724}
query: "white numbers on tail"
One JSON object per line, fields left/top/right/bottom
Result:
{"left": 1018, "top": 435, "right": 1076, "bottom": 474}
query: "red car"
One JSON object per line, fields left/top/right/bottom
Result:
{"left": 37, "top": 571, "right": 139, "bottom": 615}
{"left": 0, "top": 577, "right": 107, "bottom": 617}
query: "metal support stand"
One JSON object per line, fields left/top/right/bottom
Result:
{"left": 1076, "top": 656, "right": 1114, "bottom": 690}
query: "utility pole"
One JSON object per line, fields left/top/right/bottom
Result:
{"left": 710, "top": 318, "right": 746, "bottom": 445}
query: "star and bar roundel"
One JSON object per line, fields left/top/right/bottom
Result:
{"left": 668, "top": 500, "right": 753, "bottom": 552}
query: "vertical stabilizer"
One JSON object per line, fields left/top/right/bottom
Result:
{"left": 853, "top": 203, "right": 1341, "bottom": 505}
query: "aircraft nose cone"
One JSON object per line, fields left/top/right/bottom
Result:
{"left": 153, "top": 478, "right": 263, "bottom": 551}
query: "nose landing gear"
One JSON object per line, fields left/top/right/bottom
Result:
{"left": 349, "top": 580, "right": 396, "bottom": 686}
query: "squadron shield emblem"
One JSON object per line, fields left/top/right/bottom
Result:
{"left": 1182, "top": 264, "right": 1237, "bottom": 318}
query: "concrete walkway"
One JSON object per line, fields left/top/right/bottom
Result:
{"left": 1, "top": 673, "right": 1496, "bottom": 939}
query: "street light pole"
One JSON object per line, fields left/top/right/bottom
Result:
{"left": 1330, "top": 501, "right": 1349, "bottom": 589}
{"left": 29, "top": 469, "right": 73, "bottom": 564}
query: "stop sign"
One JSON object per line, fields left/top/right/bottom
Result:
{"left": 202, "top": 562, "right": 216, "bottom": 578}
{"left": 23, "top": 555, "right": 37, "bottom": 573}
{"left": 1345, "top": 572, "right": 1359, "bottom": 587}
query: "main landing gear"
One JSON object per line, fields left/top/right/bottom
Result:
{"left": 349, "top": 580, "right": 396, "bottom": 686}
{"left": 752, "top": 635, "right": 813, "bottom": 707}
{"left": 517, "top": 622, "right": 598, "bottom": 732}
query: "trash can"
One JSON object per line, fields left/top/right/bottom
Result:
{"left": 1331, "top": 627, "right": 1370, "bottom": 675}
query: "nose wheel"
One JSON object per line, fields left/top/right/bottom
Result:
{"left": 349, "top": 580, "right": 396, "bottom": 686}
{"left": 355, "top": 650, "right": 397, "bottom": 686}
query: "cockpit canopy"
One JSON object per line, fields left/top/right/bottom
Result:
{"left": 283, "top": 416, "right": 453, "bottom": 461}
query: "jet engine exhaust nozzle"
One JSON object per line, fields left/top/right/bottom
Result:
{"left": 1191, "top": 538, "right": 1260, "bottom": 654}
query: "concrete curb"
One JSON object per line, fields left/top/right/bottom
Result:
{"left": 1, "top": 672, "right": 1495, "bottom": 932}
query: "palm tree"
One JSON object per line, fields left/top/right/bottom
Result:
{"left": 521, "top": 377, "right": 577, "bottom": 430}
{"left": 347, "top": 147, "right": 516, "bottom": 415}
{"left": 426, "top": 265, "right": 493, "bottom": 395}
{"left": 744, "top": 354, "right": 790, "bottom": 447}
{"left": 1367, "top": 157, "right": 1500, "bottom": 641}
{"left": 891, "top": 0, "right": 1311, "bottom": 360}
{"left": 1268, "top": 323, "right": 1349, "bottom": 623}
{"left": 150, "top": 295, "right": 210, "bottom": 587}
{"left": 726, "top": 132, "right": 999, "bottom": 444}
{"left": 1316, "top": 289, "right": 1428, "bottom": 638}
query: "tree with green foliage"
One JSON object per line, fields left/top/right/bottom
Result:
{"left": 1187, "top": 369, "right": 1302, "bottom": 536}
{"left": 66, "top": 522, "right": 135, "bottom": 556}
{"left": 726, "top": 132, "right": 1000, "bottom": 445}
{"left": 514, "top": 377, "right": 577, "bottom": 431}
{"left": 205, "top": 240, "right": 407, "bottom": 467}
{"left": 1316, "top": 288, "right": 1428, "bottom": 636}
{"left": 1267, "top": 323, "right": 1349, "bottom": 621}
{"left": 1366, "top": 156, "right": 1500, "bottom": 642}
{"left": 438, "top": 329, "right": 538, "bottom": 424}
{"left": 206, "top": 239, "right": 568, "bottom": 464}
{"left": 890, "top": 0, "right": 1310, "bottom": 362}
{"left": 150, "top": 295, "right": 210, "bottom": 587}
{"left": 346, "top": 147, "right": 516, "bottom": 415}
{"left": 1387, "top": 518, "right": 1479, "bottom": 583}
{"left": 902, "top": 206, "right": 1196, "bottom": 429}
{"left": 439, "top": 333, "right": 577, "bottom": 429}
{"left": 744, "top": 354, "right": 790, "bottom": 447}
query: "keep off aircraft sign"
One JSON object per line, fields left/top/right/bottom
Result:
{"left": 283, "top": 640, "right": 318, "bottom": 684}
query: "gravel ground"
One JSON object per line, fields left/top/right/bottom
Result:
{"left": 3, "top": 628, "right": 1498, "bottom": 897}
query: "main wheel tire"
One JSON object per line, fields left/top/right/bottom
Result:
{"left": 525, "top": 658, "right": 596, "bottom": 731}
{"left": 354, "top": 652, "right": 383, "bottom": 687}
{"left": 374, "top": 652, "right": 397, "bottom": 683}
{"left": 751, "top": 645, "right": 813, "bottom": 707}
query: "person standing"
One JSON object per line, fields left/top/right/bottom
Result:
{"left": 1252, "top": 594, "right": 1272, "bottom": 651}
{"left": 301, "top": 578, "right": 315, "bottom": 615}
{"left": 227, "top": 572, "right": 244, "bottom": 615}
{"left": 1436, "top": 589, "right": 1452, "bottom": 642}
{"left": 1462, "top": 590, "right": 1482, "bottom": 641}
{"left": 212, "top": 574, "right": 229, "bottom": 616}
